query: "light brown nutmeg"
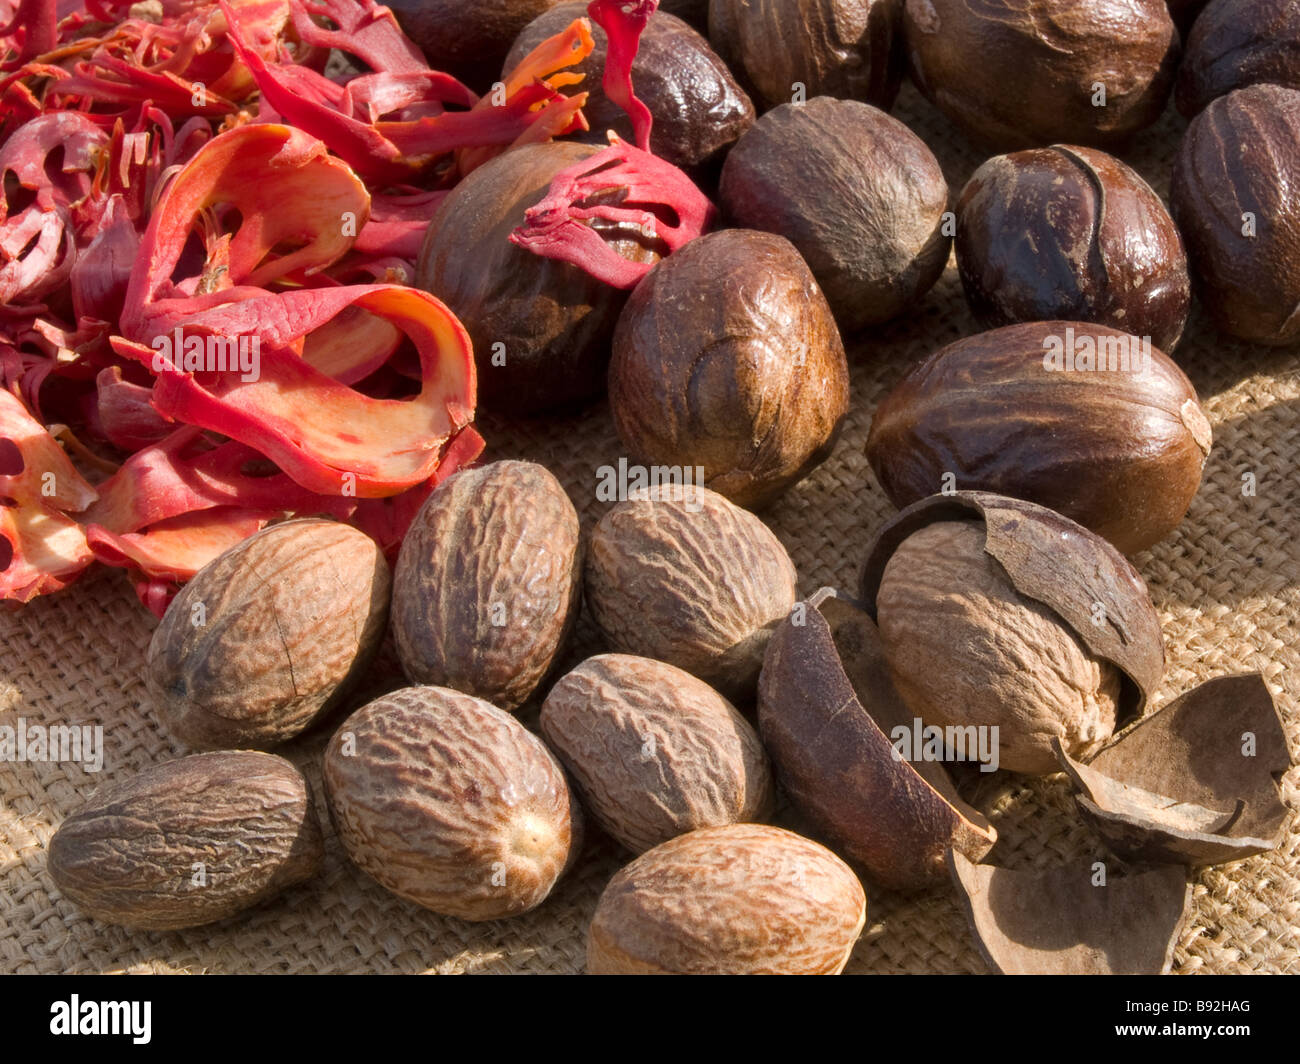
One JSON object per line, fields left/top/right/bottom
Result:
{"left": 540, "top": 654, "right": 775, "bottom": 854}
{"left": 392, "top": 460, "right": 582, "bottom": 711}
{"left": 323, "top": 686, "right": 582, "bottom": 922}
{"left": 585, "top": 483, "right": 799, "bottom": 702}
{"left": 146, "top": 519, "right": 390, "bottom": 751}
{"left": 587, "top": 824, "right": 867, "bottom": 974}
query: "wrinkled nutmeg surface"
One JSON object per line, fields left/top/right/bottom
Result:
{"left": 720, "top": 98, "right": 950, "bottom": 331}
{"left": 48, "top": 752, "right": 323, "bottom": 930}
{"left": 609, "top": 229, "right": 849, "bottom": 509}
{"left": 587, "top": 823, "right": 866, "bottom": 974}
{"left": 392, "top": 460, "right": 582, "bottom": 711}
{"left": 1176, "top": 0, "right": 1300, "bottom": 117}
{"left": 541, "top": 654, "right": 775, "bottom": 854}
{"left": 876, "top": 521, "right": 1122, "bottom": 774}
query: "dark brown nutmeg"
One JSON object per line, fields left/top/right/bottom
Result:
{"left": 956, "top": 146, "right": 1190, "bottom": 351}
{"left": 608, "top": 229, "right": 849, "bottom": 509}
{"left": 720, "top": 98, "right": 950, "bottom": 331}
{"left": 902, "top": 0, "right": 1180, "bottom": 150}
{"left": 416, "top": 142, "right": 659, "bottom": 415}
{"left": 758, "top": 588, "right": 996, "bottom": 891}
{"left": 1171, "top": 83, "right": 1300, "bottom": 345}
{"left": 392, "top": 461, "right": 582, "bottom": 711}
{"left": 386, "top": 0, "right": 564, "bottom": 93}
{"left": 867, "top": 322, "right": 1212, "bottom": 555}
{"left": 1176, "top": 0, "right": 1300, "bottom": 117}
{"left": 709, "top": 0, "right": 903, "bottom": 112}
{"left": 504, "top": 6, "right": 754, "bottom": 174}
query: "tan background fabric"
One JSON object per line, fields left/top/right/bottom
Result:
{"left": 1, "top": 81, "right": 1297, "bottom": 975}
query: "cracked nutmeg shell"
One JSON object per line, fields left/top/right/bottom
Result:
{"left": 323, "top": 686, "right": 583, "bottom": 922}
{"left": 709, "top": 0, "right": 903, "bottom": 112}
{"left": 48, "top": 751, "right": 323, "bottom": 930}
{"left": 608, "top": 229, "right": 849, "bottom": 509}
{"left": 866, "top": 321, "right": 1212, "bottom": 555}
{"left": 860, "top": 492, "right": 1165, "bottom": 776}
{"left": 955, "top": 147, "right": 1190, "bottom": 351}
{"left": 585, "top": 483, "right": 799, "bottom": 702}
{"left": 1171, "top": 83, "right": 1300, "bottom": 345}
{"left": 758, "top": 588, "right": 996, "bottom": 891}
{"left": 146, "top": 519, "right": 391, "bottom": 751}
{"left": 902, "top": 0, "right": 1180, "bottom": 150}
{"left": 540, "top": 654, "right": 775, "bottom": 854}
{"left": 1176, "top": 0, "right": 1300, "bottom": 117}
{"left": 720, "top": 97, "right": 950, "bottom": 332}
{"left": 505, "top": 5, "right": 754, "bottom": 174}
{"left": 587, "top": 823, "right": 867, "bottom": 974}
{"left": 392, "top": 460, "right": 582, "bottom": 711}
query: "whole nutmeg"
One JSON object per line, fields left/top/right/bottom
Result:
{"left": 392, "top": 461, "right": 582, "bottom": 711}
{"left": 709, "top": 0, "right": 903, "bottom": 112}
{"left": 323, "top": 686, "right": 582, "bottom": 922}
{"left": 587, "top": 824, "right": 866, "bottom": 974}
{"left": 608, "top": 229, "right": 849, "bottom": 509}
{"left": 146, "top": 519, "right": 390, "bottom": 751}
{"left": 1171, "top": 84, "right": 1300, "bottom": 345}
{"left": 903, "top": 0, "right": 1180, "bottom": 149}
{"left": 386, "top": 0, "right": 563, "bottom": 92}
{"left": 860, "top": 493, "right": 1165, "bottom": 776}
{"left": 955, "top": 146, "right": 1190, "bottom": 351}
{"left": 585, "top": 484, "right": 799, "bottom": 701}
{"left": 866, "top": 321, "right": 1212, "bottom": 555}
{"left": 540, "top": 654, "right": 775, "bottom": 854}
{"left": 504, "top": 5, "right": 754, "bottom": 174}
{"left": 417, "top": 141, "right": 659, "bottom": 415}
{"left": 720, "top": 98, "right": 950, "bottom": 331}
{"left": 48, "top": 752, "right": 323, "bottom": 930}
{"left": 1176, "top": 0, "right": 1300, "bottom": 117}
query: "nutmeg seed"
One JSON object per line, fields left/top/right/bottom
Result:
{"left": 1176, "top": 0, "right": 1300, "bottom": 117}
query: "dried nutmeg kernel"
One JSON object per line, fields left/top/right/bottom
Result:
{"left": 540, "top": 654, "right": 775, "bottom": 854}
{"left": 1171, "top": 83, "right": 1300, "bottom": 345}
{"left": 866, "top": 322, "right": 1212, "bottom": 555}
{"left": 585, "top": 483, "right": 798, "bottom": 702}
{"left": 758, "top": 588, "right": 996, "bottom": 891}
{"left": 505, "top": 4, "right": 754, "bottom": 174}
{"left": 955, "top": 147, "right": 1191, "bottom": 351}
{"left": 323, "top": 686, "right": 583, "bottom": 922}
{"left": 709, "top": 0, "right": 902, "bottom": 112}
{"left": 903, "top": 0, "right": 1180, "bottom": 150}
{"left": 147, "top": 519, "right": 391, "bottom": 751}
{"left": 392, "top": 460, "right": 582, "bottom": 711}
{"left": 416, "top": 141, "right": 659, "bottom": 415}
{"left": 1054, "top": 674, "right": 1294, "bottom": 866}
{"left": 587, "top": 824, "right": 867, "bottom": 974}
{"left": 608, "top": 229, "right": 849, "bottom": 509}
{"left": 719, "top": 98, "right": 950, "bottom": 332}
{"left": 1176, "top": 0, "right": 1300, "bottom": 117}
{"left": 948, "top": 851, "right": 1191, "bottom": 975}
{"left": 48, "top": 752, "right": 323, "bottom": 931}
{"left": 860, "top": 493, "right": 1165, "bottom": 776}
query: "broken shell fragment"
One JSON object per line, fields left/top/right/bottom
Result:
{"left": 1053, "top": 674, "right": 1294, "bottom": 866}
{"left": 758, "top": 587, "right": 996, "bottom": 891}
{"left": 947, "top": 850, "right": 1191, "bottom": 975}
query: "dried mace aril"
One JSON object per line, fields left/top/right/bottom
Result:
{"left": 903, "top": 0, "right": 1180, "bottom": 150}
{"left": 861, "top": 493, "right": 1165, "bottom": 776}
{"left": 1176, "top": 0, "right": 1300, "bottom": 117}
{"left": 866, "top": 322, "right": 1212, "bottom": 555}
{"left": 708, "top": 0, "right": 903, "bottom": 113}
{"left": 955, "top": 146, "right": 1191, "bottom": 351}
{"left": 720, "top": 98, "right": 950, "bottom": 332}
{"left": 1171, "top": 83, "right": 1300, "bottom": 345}
{"left": 609, "top": 229, "right": 849, "bottom": 509}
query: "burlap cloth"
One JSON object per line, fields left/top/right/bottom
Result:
{"left": 2, "top": 81, "right": 1297, "bottom": 975}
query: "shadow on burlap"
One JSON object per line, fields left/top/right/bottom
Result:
{"left": 1, "top": 82, "right": 1297, "bottom": 975}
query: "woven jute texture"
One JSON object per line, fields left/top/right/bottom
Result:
{"left": 2, "top": 81, "right": 1298, "bottom": 975}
